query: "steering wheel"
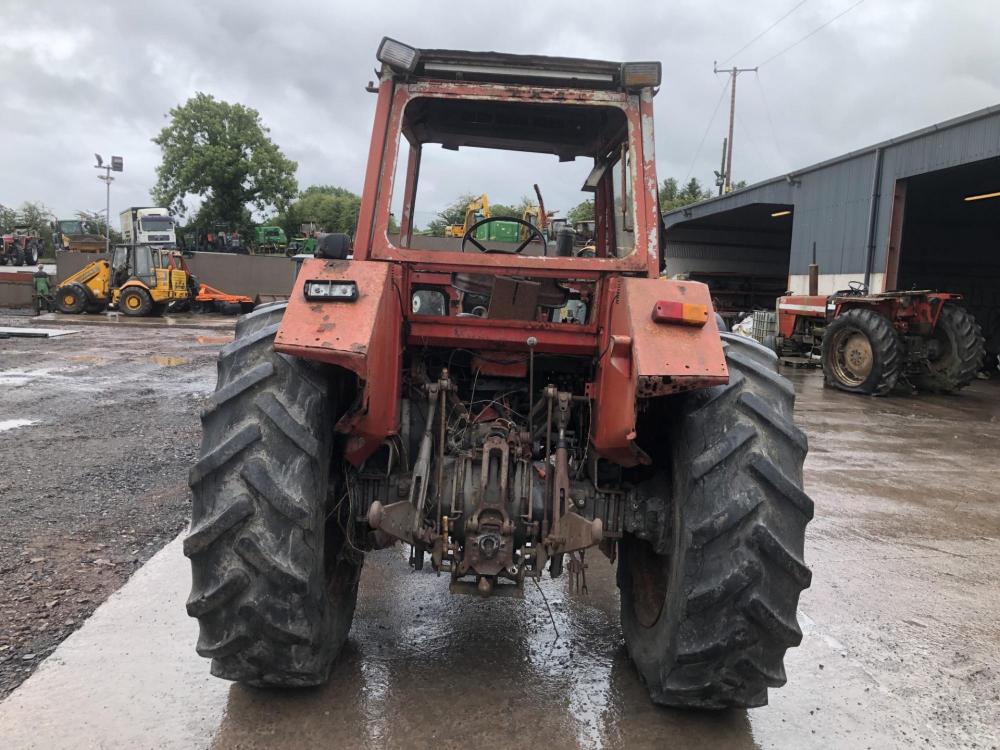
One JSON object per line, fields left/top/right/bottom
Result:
{"left": 461, "top": 216, "right": 547, "bottom": 255}
{"left": 848, "top": 280, "right": 868, "bottom": 295}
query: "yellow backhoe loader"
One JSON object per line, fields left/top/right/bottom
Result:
{"left": 444, "top": 194, "right": 491, "bottom": 237}
{"left": 55, "top": 244, "right": 192, "bottom": 316}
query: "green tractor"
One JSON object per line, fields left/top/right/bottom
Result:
{"left": 254, "top": 225, "right": 288, "bottom": 255}
{"left": 286, "top": 222, "right": 319, "bottom": 257}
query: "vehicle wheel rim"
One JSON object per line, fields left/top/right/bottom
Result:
{"left": 126, "top": 295, "right": 140, "bottom": 309}
{"left": 627, "top": 537, "right": 669, "bottom": 629}
{"left": 926, "top": 324, "right": 954, "bottom": 372}
{"left": 63, "top": 294, "right": 74, "bottom": 306}
{"left": 831, "top": 328, "right": 873, "bottom": 385}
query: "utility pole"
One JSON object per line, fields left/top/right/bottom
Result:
{"left": 94, "top": 154, "right": 123, "bottom": 254}
{"left": 714, "top": 137, "right": 728, "bottom": 196}
{"left": 713, "top": 62, "right": 757, "bottom": 193}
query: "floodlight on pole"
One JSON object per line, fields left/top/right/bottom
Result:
{"left": 94, "top": 154, "right": 122, "bottom": 254}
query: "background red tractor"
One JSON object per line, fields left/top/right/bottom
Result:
{"left": 776, "top": 283, "right": 985, "bottom": 395}
{"left": 0, "top": 226, "right": 41, "bottom": 266}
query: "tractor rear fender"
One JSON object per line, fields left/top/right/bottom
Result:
{"left": 274, "top": 258, "right": 403, "bottom": 466}
{"left": 590, "top": 277, "right": 728, "bottom": 467}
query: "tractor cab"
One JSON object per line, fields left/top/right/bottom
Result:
{"left": 108, "top": 243, "right": 191, "bottom": 314}
{"left": 361, "top": 44, "right": 662, "bottom": 329}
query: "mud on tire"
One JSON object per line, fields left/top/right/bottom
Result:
{"left": 620, "top": 334, "right": 813, "bottom": 709}
{"left": 186, "top": 303, "right": 361, "bottom": 687}
{"left": 913, "top": 304, "right": 985, "bottom": 394}
{"left": 55, "top": 283, "right": 88, "bottom": 314}
{"left": 821, "top": 308, "right": 901, "bottom": 395}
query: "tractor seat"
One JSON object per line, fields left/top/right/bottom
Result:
{"left": 452, "top": 273, "right": 569, "bottom": 320}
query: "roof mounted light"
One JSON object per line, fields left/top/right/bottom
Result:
{"left": 621, "top": 62, "right": 661, "bottom": 90}
{"left": 377, "top": 37, "right": 420, "bottom": 74}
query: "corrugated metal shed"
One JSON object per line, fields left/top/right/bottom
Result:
{"left": 664, "top": 104, "right": 1000, "bottom": 282}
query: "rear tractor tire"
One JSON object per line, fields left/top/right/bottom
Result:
{"left": 186, "top": 303, "right": 361, "bottom": 687}
{"left": 22, "top": 240, "right": 39, "bottom": 266}
{"left": 619, "top": 334, "right": 813, "bottom": 709}
{"left": 55, "top": 283, "right": 88, "bottom": 314}
{"left": 118, "top": 286, "right": 153, "bottom": 317}
{"left": 821, "top": 308, "right": 901, "bottom": 395}
{"left": 913, "top": 304, "right": 985, "bottom": 394}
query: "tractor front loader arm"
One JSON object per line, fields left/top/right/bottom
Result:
{"left": 274, "top": 258, "right": 404, "bottom": 466}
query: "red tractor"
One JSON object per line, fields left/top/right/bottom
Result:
{"left": 0, "top": 226, "right": 41, "bottom": 266}
{"left": 186, "top": 39, "right": 813, "bottom": 710}
{"left": 776, "top": 283, "right": 984, "bottom": 395}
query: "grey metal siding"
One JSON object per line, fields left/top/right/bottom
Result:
{"left": 664, "top": 105, "right": 1000, "bottom": 280}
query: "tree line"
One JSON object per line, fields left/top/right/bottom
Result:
{"left": 5, "top": 91, "right": 745, "bottom": 251}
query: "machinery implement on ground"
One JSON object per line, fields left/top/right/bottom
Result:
{"left": 186, "top": 39, "right": 814, "bottom": 711}
{"left": 253, "top": 225, "right": 289, "bottom": 254}
{"left": 0, "top": 227, "right": 41, "bottom": 266}
{"left": 52, "top": 219, "right": 106, "bottom": 254}
{"left": 776, "top": 283, "right": 985, "bottom": 395}
{"left": 182, "top": 226, "right": 251, "bottom": 255}
{"left": 54, "top": 243, "right": 252, "bottom": 316}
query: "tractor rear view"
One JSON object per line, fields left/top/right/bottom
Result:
{"left": 186, "top": 39, "right": 813, "bottom": 710}
{"left": 778, "top": 285, "right": 985, "bottom": 395}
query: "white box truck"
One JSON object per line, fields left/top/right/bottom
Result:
{"left": 120, "top": 207, "right": 176, "bottom": 247}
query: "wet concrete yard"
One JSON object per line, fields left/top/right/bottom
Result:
{"left": 1, "top": 320, "right": 998, "bottom": 749}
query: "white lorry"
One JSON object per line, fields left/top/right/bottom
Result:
{"left": 120, "top": 207, "right": 176, "bottom": 247}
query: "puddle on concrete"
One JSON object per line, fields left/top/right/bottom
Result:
{"left": 151, "top": 355, "right": 189, "bottom": 367}
{"left": 0, "top": 367, "right": 76, "bottom": 387}
{"left": 0, "top": 418, "right": 37, "bottom": 432}
{"left": 195, "top": 335, "right": 233, "bottom": 345}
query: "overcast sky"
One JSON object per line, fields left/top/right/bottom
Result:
{"left": 1, "top": 0, "right": 998, "bottom": 228}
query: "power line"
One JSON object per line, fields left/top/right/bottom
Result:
{"left": 759, "top": 0, "right": 867, "bottom": 67}
{"left": 682, "top": 79, "right": 730, "bottom": 185}
{"left": 719, "top": 0, "right": 811, "bottom": 66}
{"left": 754, "top": 71, "right": 784, "bottom": 164}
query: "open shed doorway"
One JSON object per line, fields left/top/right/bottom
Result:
{"left": 891, "top": 156, "right": 1000, "bottom": 364}
{"left": 665, "top": 202, "right": 793, "bottom": 328}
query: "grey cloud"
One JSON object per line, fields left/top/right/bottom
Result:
{"left": 1, "top": 0, "right": 997, "bottom": 224}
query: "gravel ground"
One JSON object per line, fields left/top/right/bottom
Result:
{"left": 0, "top": 312, "right": 230, "bottom": 697}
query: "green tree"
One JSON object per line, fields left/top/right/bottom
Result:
{"left": 426, "top": 193, "right": 476, "bottom": 236}
{"left": 659, "top": 177, "right": 712, "bottom": 211}
{"left": 277, "top": 185, "right": 362, "bottom": 238}
{"left": 567, "top": 199, "right": 594, "bottom": 224}
{"left": 152, "top": 93, "right": 297, "bottom": 233}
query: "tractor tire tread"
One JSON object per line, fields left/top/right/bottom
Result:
{"left": 821, "top": 308, "right": 901, "bottom": 395}
{"left": 913, "top": 304, "right": 985, "bottom": 393}
{"left": 186, "top": 304, "right": 358, "bottom": 687}
{"left": 623, "top": 334, "right": 812, "bottom": 710}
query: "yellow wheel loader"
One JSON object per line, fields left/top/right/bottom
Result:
{"left": 55, "top": 244, "right": 192, "bottom": 316}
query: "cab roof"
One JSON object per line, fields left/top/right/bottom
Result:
{"left": 377, "top": 39, "right": 660, "bottom": 92}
